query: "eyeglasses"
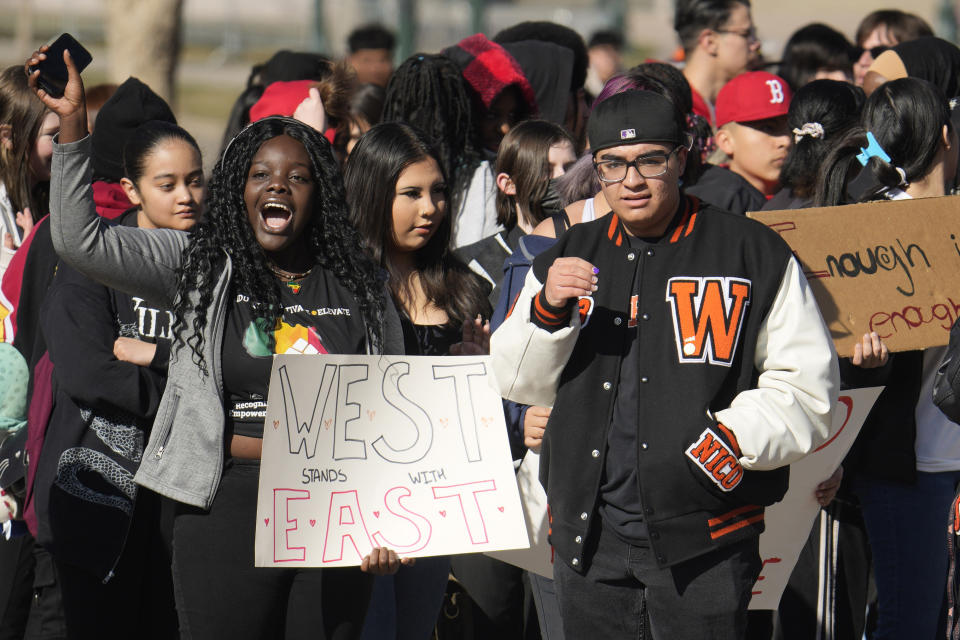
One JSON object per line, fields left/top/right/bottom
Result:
{"left": 715, "top": 27, "right": 759, "bottom": 44}
{"left": 594, "top": 146, "right": 683, "bottom": 183}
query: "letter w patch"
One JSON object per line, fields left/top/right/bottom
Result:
{"left": 666, "top": 277, "right": 751, "bottom": 366}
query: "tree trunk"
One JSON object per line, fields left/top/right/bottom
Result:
{"left": 104, "top": 0, "right": 184, "bottom": 105}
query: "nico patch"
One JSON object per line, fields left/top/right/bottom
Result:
{"left": 666, "top": 276, "right": 751, "bottom": 366}
{"left": 685, "top": 427, "right": 743, "bottom": 492}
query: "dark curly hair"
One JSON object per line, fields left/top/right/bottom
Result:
{"left": 344, "top": 122, "right": 490, "bottom": 323}
{"left": 174, "top": 117, "right": 386, "bottom": 368}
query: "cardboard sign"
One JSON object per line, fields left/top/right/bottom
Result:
{"left": 485, "top": 388, "right": 882, "bottom": 610}
{"left": 749, "top": 197, "right": 960, "bottom": 357}
{"left": 254, "top": 354, "right": 529, "bottom": 567}
{"left": 749, "top": 386, "right": 882, "bottom": 609}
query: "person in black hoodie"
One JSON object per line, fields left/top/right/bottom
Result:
{"left": 36, "top": 121, "right": 204, "bottom": 638}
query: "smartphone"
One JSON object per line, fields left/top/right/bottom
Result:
{"left": 27, "top": 34, "right": 92, "bottom": 98}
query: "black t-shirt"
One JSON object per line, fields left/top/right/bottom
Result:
{"left": 222, "top": 269, "right": 367, "bottom": 438}
{"left": 597, "top": 221, "right": 674, "bottom": 545}
{"left": 400, "top": 316, "right": 462, "bottom": 356}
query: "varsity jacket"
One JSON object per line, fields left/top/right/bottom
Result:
{"left": 491, "top": 195, "right": 839, "bottom": 571}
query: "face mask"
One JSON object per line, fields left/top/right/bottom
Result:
{"left": 540, "top": 177, "right": 565, "bottom": 218}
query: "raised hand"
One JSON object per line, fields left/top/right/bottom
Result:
{"left": 16, "top": 208, "right": 34, "bottom": 242}
{"left": 449, "top": 314, "right": 491, "bottom": 356}
{"left": 544, "top": 257, "right": 598, "bottom": 307}
{"left": 292, "top": 87, "right": 328, "bottom": 133}
{"left": 25, "top": 46, "right": 87, "bottom": 143}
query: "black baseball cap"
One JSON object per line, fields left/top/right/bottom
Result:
{"left": 587, "top": 90, "right": 683, "bottom": 153}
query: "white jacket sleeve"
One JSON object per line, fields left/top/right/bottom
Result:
{"left": 489, "top": 269, "right": 581, "bottom": 408}
{"left": 715, "top": 257, "right": 840, "bottom": 470}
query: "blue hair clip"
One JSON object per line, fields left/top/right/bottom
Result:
{"left": 856, "top": 132, "right": 892, "bottom": 166}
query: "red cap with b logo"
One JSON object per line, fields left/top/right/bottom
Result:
{"left": 715, "top": 71, "right": 792, "bottom": 129}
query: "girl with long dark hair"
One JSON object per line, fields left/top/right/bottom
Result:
{"left": 764, "top": 79, "right": 864, "bottom": 210}
{"left": 29, "top": 45, "right": 405, "bottom": 640}
{"left": 814, "top": 77, "right": 959, "bottom": 639}
{"left": 36, "top": 120, "right": 203, "bottom": 638}
{"left": 344, "top": 122, "right": 490, "bottom": 638}
{"left": 0, "top": 65, "right": 56, "bottom": 253}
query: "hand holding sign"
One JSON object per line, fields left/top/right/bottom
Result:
{"left": 361, "top": 546, "right": 415, "bottom": 575}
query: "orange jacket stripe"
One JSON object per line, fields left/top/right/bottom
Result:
{"left": 709, "top": 513, "right": 764, "bottom": 539}
{"left": 707, "top": 504, "right": 762, "bottom": 527}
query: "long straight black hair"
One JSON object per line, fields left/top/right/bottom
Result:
{"left": 814, "top": 77, "right": 952, "bottom": 206}
{"left": 344, "top": 122, "right": 490, "bottom": 323}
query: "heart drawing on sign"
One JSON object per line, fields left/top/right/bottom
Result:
{"left": 481, "top": 417, "right": 492, "bottom": 427}
{"left": 439, "top": 417, "right": 449, "bottom": 428}
{"left": 373, "top": 511, "right": 381, "bottom": 518}
{"left": 273, "top": 420, "right": 279, "bottom": 430}
{"left": 439, "top": 510, "right": 447, "bottom": 518}
{"left": 367, "top": 410, "right": 376, "bottom": 421}
{"left": 309, "top": 519, "right": 316, "bottom": 527}
{"left": 497, "top": 506, "right": 504, "bottom": 512}
{"left": 264, "top": 518, "right": 270, "bottom": 526}
{"left": 324, "top": 418, "right": 332, "bottom": 430}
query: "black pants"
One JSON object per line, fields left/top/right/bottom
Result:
{"left": 0, "top": 538, "right": 67, "bottom": 640}
{"left": 553, "top": 523, "right": 760, "bottom": 640}
{"left": 51, "top": 489, "right": 177, "bottom": 640}
{"left": 171, "top": 458, "right": 373, "bottom": 640}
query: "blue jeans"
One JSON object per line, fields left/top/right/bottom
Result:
{"left": 528, "top": 572, "right": 564, "bottom": 640}
{"left": 853, "top": 471, "right": 960, "bottom": 640}
{"left": 359, "top": 555, "right": 450, "bottom": 640}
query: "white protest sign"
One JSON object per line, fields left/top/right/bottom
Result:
{"left": 483, "top": 388, "right": 882, "bottom": 597}
{"left": 254, "top": 354, "right": 529, "bottom": 567}
{"left": 487, "top": 451, "right": 553, "bottom": 578}
{"left": 749, "top": 386, "right": 882, "bottom": 609}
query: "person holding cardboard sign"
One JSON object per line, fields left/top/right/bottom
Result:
{"left": 28, "top": 44, "right": 408, "bottom": 640}
{"left": 491, "top": 89, "right": 839, "bottom": 639}
{"left": 813, "top": 76, "right": 960, "bottom": 640}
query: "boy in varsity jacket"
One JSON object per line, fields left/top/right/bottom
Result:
{"left": 490, "top": 90, "right": 839, "bottom": 639}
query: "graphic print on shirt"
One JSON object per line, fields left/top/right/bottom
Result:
{"left": 129, "top": 297, "right": 174, "bottom": 340}
{"left": 242, "top": 315, "right": 330, "bottom": 357}
{"left": 665, "top": 277, "right": 751, "bottom": 366}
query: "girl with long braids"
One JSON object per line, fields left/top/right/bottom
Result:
{"left": 28, "top": 46, "right": 406, "bottom": 639}
{"left": 381, "top": 53, "right": 495, "bottom": 249}
{"left": 344, "top": 122, "right": 490, "bottom": 639}
{"left": 814, "top": 77, "right": 958, "bottom": 639}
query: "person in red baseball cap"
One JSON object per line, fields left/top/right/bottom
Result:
{"left": 687, "top": 70, "right": 792, "bottom": 213}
